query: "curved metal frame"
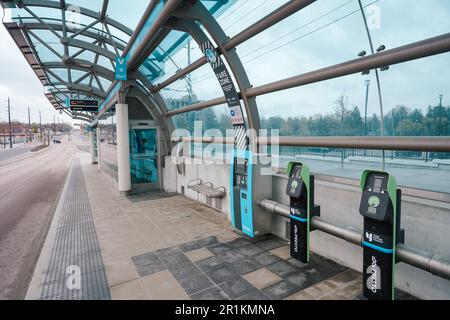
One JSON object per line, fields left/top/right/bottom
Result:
{"left": 2, "top": 0, "right": 134, "bottom": 113}
{"left": 171, "top": 1, "right": 261, "bottom": 151}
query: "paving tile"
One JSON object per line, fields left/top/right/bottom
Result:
{"left": 253, "top": 252, "right": 282, "bottom": 266}
{"left": 270, "top": 246, "right": 291, "bottom": 260}
{"left": 216, "top": 248, "right": 245, "bottom": 264}
{"left": 155, "top": 245, "right": 180, "bottom": 256}
{"left": 196, "top": 256, "right": 226, "bottom": 273}
{"left": 236, "top": 290, "right": 272, "bottom": 300}
{"left": 207, "top": 266, "right": 239, "bottom": 285}
{"left": 286, "top": 279, "right": 338, "bottom": 300}
{"left": 141, "top": 270, "right": 189, "bottom": 300}
{"left": 105, "top": 259, "right": 139, "bottom": 286}
{"left": 219, "top": 276, "right": 257, "bottom": 300}
{"left": 266, "top": 260, "right": 298, "bottom": 278}
{"left": 135, "top": 260, "right": 167, "bottom": 277}
{"left": 326, "top": 269, "right": 361, "bottom": 288}
{"left": 251, "top": 234, "right": 276, "bottom": 243}
{"left": 227, "top": 258, "right": 263, "bottom": 275}
{"left": 178, "top": 240, "right": 202, "bottom": 253}
{"left": 110, "top": 278, "right": 150, "bottom": 300}
{"left": 178, "top": 273, "right": 215, "bottom": 295}
{"left": 199, "top": 236, "right": 219, "bottom": 247}
{"left": 262, "top": 280, "right": 300, "bottom": 300}
{"left": 131, "top": 252, "right": 159, "bottom": 267}
{"left": 185, "top": 247, "right": 214, "bottom": 263}
{"left": 235, "top": 244, "right": 265, "bottom": 257}
{"left": 158, "top": 250, "right": 191, "bottom": 267}
{"left": 167, "top": 261, "right": 202, "bottom": 280}
{"left": 207, "top": 242, "right": 231, "bottom": 255}
{"left": 243, "top": 268, "right": 282, "bottom": 290}
{"left": 255, "top": 238, "right": 287, "bottom": 251}
{"left": 286, "top": 258, "right": 308, "bottom": 268}
{"left": 226, "top": 238, "right": 253, "bottom": 248}
{"left": 320, "top": 282, "right": 361, "bottom": 300}
{"left": 191, "top": 287, "right": 230, "bottom": 300}
{"left": 284, "top": 272, "right": 309, "bottom": 289}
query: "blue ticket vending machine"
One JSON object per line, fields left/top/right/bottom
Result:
{"left": 129, "top": 127, "right": 159, "bottom": 191}
{"left": 230, "top": 150, "right": 272, "bottom": 238}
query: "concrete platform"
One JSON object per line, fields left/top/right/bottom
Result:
{"left": 27, "top": 152, "right": 417, "bottom": 300}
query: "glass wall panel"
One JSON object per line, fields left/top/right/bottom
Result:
{"left": 98, "top": 112, "right": 118, "bottom": 181}
{"left": 254, "top": 53, "right": 450, "bottom": 137}
{"left": 275, "top": 147, "right": 450, "bottom": 194}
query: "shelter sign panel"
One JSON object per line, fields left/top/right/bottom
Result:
{"left": 201, "top": 41, "right": 247, "bottom": 150}
{"left": 67, "top": 99, "right": 99, "bottom": 113}
{"left": 115, "top": 56, "right": 128, "bottom": 81}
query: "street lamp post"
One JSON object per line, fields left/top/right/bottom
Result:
{"left": 439, "top": 94, "right": 443, "bottom": 136}
{"left": 364, "top": 79, "right": 371, "bottom": 137}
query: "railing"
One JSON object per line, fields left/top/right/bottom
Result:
{"left": 172, "top": 136, "right": 450, "bottom": 153}
{"left": 260, "top": 199, "right": 450, "bottom": 281}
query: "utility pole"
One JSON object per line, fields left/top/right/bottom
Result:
{"left": 39, "top": 110, "right": 42, "bottom": 143}
{"left": 7, "top": 97, "right": 12, "bottom": 149}
{"left": 28, "top": 107, "right": 32, "bottom": 143}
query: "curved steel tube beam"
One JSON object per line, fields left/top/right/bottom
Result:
{"left": 171, "top": 1, "right": 261, "bottom": 150}
{"left": 15, "top": 0, "right": 133, "bottom": 36}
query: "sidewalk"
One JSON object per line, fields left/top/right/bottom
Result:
{"left": 27, "top": 151, "right": 415, "bottom": 300}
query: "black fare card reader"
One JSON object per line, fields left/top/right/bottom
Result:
{"left": 286, "top": 162, "right": 320, "bottom": 263}
{"left": 359, "top": 170, "right": 404, "bottom": 300}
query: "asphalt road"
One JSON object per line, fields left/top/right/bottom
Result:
{"left": 0, "top": 143, "right": 37, "bottom": 162}
{"left": 0, "top": 133, "right": 86, "bottom": 299}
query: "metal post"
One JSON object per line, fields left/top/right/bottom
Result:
{"left": 7, "top": 97, "right": 12, "bottom": 149}
{"left": 364, "top": 80, "right": 370, "bottom": 137}
{"left": 439, "top": 94, "right": 443, "bottom": 136}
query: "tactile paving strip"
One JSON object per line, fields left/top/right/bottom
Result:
{"left": 40, "top": 159, "right": 111, "bottom": 300}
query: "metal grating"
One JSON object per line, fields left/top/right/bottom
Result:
{"left": 40, "top": 159, "right": 111, "bottom": 300}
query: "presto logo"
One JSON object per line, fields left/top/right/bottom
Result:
{"left": 366, "top": 232, "right": 373, "bottom": 242}
{"left": 366, "top": 256, "right": 381, "bottom": 293}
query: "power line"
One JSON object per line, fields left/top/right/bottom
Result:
{"left": 217, "top": 0, "right": 251, "bottom": 22}
{"left": 239, "top": 0, "right": 354, "bottom": 60}
{"left": 221, "top": 0, "right": 272, "bottom": 32}
{"left": 182, "top": 0, "right": 367, "bottom": 88}
{"left": 163, "top": 0, "right": 381, "bottom": 94}
{"left": 242, "top": 0, "right": 380, "bottom": 65}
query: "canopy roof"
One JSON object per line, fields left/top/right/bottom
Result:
{"left": 1, "top": 0, "right": 233, "bottom": 121}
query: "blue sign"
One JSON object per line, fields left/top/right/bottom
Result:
{"left": 115, "top": 56, "right": 127, "bottom": 81}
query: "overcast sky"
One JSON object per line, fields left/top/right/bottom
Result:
{"left": 0, "top": 0, "right": 448, "bottom": 125}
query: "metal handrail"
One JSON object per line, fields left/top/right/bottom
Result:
{"left": 172, "top": 136, "right": 450, "bottom": 153}
{"left": 260, "top": 199, "right": 450, "bottom": 281}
